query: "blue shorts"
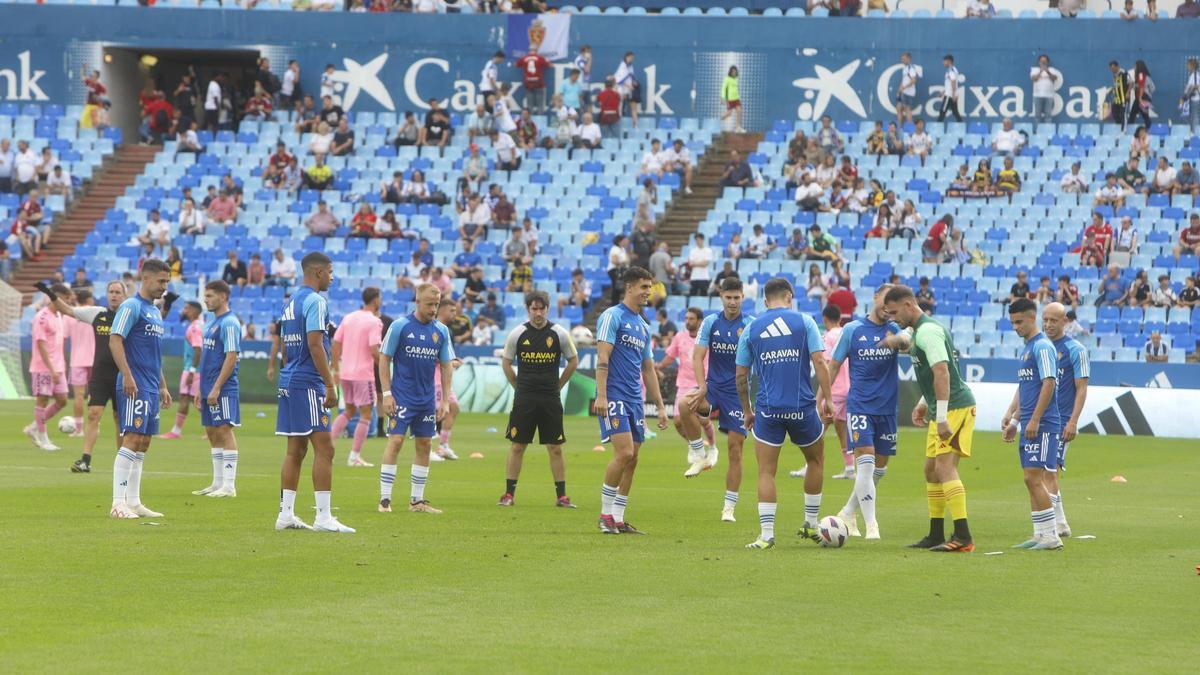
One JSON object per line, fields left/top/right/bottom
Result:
{"left": 200, "top": 389, "right": 241, "bottom": 428}
{"left": 847, "top": 411, "right": 898, "bottom": 456}
{"left": 387, "top": 404, "right": 437, "bottom": 439}
{"left": 598, "top": 399, "right": 645, "bottom": 445}
{"left": 1057, "top": 439, "right": 1069, "bottom": 470}
{"left": 706, "top": 388, "right": 747, "bottom": 436}
{"left": 275, "top": 386, "right": 332, "bottom": 437}
{"left": 1019, "top": 426, "right": 1062, "bottom": 471}
{"left": 117, "top": 390, "right": 160, "bottom": 436}
{"left": 898, "top": 93, "right": 916, "bottom": 108}
{"left": 753, "top": 407, "right": 823, "bottom": 449}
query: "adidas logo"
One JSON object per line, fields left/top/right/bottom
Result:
{"left": 1079, "top": 391, "right": 1152, "bottom": 436}
{"left": 759, "top": 317, "right": 792, "bottom": 339}
{"left": 858, "top": 335, "right": 868, "bottom": 342}
{"left": 406, "top": 332, "right": 415, "bottom": 339}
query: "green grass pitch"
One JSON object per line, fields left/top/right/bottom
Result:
{"left": 1, "top": 400, "right": 1197, "bottom": 672}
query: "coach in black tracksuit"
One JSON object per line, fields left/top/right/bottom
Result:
{"left": 497, "top": 290, "right": 580, "bottom": 508}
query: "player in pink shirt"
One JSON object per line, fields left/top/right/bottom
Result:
{"left": 64, "top": 289, "right": 97, "bottom": 436}
{"left": 27, "top": 285, "right": 74, "bottom": 450}
{"left": 431, "top": 299, "right": 463, "bottom": 461}
{"left": 792, "top": 305, "right": 852, "bottom": 480}
{"left": 331, "top": 288, "right": 384, "bottom": 467}
{"left": 655, "top": 307, "right": 716, "bottom": 468}
{"left": 162, "top": 302, "right": 204, "bottom": 439}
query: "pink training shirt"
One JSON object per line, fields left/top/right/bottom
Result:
{"left": 824, "top": 326, "right": 849, "bottom": 398}
{"left": 31, "top": 307, "right": 66, "bottom": 374}
{"left": 666, "top": 329, "right": 708, "bottom": 391}
{"left": 185, "top": 319, "right": 204, "bottom": 371}
{"left": 333, "top": 309, "right": 383, "bottom": 381}
{"left": 64, "top": 315, "right": 95, "bottom": 368}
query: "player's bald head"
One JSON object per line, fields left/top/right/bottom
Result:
{"left": 1042, "top": 301, "right": 1068, "bottom": 339}
{"left": 1043, "top": 302, "right": 1066, "bottom": 321}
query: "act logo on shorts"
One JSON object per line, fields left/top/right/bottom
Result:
{"left": 321, "top": 414, "right": 330, "bottom": 425}
{"left": 510, "top": 426, "right": 519, "bottom": 437}
{"left": 134, "top": 416, "right": 143, "bottom": 428}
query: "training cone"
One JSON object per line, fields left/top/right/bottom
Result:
{"left": 1111, "top": 475, "right": 1128, "bottom": 483}
{"left": 469, "top": 452, "right": 484, "bottom": 459}
{"left": 592, "top": 445, "right": 606, "bottom": 452}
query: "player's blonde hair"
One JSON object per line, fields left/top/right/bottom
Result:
{"left": 415, "top": 282, "right": 441, "bottom": 299}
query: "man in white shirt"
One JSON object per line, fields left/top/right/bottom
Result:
{"left": 1093, "top": 173, "right": 1127, "bottom": 209}
{"left": 138, "top": 209, "right": 171, "bottom": 254}
{"left": 281, "top": 60, "right": 299, "bottom": 108}
{"left": 1185, "top": 57, "right": 1199, "bottom": 133}
{"left": 1113, "top": 216, "right": 1139, "bottom": 254}
{"left": 847, "top": 177, "right": 871, "bottom": 214}
{"left": 1029, "top": 55, "right": 1058, "bottom": 132}
{"left": 686, "top": 232, "right": 713, "bottom": 297}
{"left": 614, "top": 51, "right": 639, "bottom": 126}
{"left": 45, "top": 165, "right": 72, "bottom": 201}
{"left": 905, "top": 118, "right": 933, "bottom": 165}
{"left": 1148, "top": 157, "right": 1177, "bottom": 197}
{"left": 991, "top": 118, "right": 1024, "bottom": 156}
{"left": 480, "top": 51, "right": 504, "bottom": 104}
{"left": 413, "top": 0, "right": 442, "bottom": 12}
{"left": 663, "top": 138, "right": 693, "bottom": 194}
{"left": 794, "top": 173, "right": 825, "bottom": 211}
{"left": 937, "top": 55, "right": 962, "bottom": 122}
{"left": 460, "top": 194, "right": 492, "bottom": 237}
{"left": 490, "top": 89, "right": 518, "bottom": 134}
{"left": 640, "top": 138, "right": 666, "bottom": 177}
{"left": 1060, "top": 162, "right": 1088, "bottom": 194}
{"left": 746, "top": 224, "right": 774, "bottom": 259}
{"left": 491, "top": 130, "right": 521, "bottom": 171}
{"left": 269, "top": 249, "right": 296, "bottom": 287}
{"left": 574, "top": 111, "right": 602, "bottom": 149}
{"left": 204, "top": 73, "right": 224, "bottom": 132}
{"left": 13, "top": 140, "right": 38, "bottom": 196}
{"left": 895, "top": 52, "right": 919, "bottom": 126}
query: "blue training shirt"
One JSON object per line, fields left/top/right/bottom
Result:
{"left": 595, "top": 302, "right": 652, "bottom": 403}
{"left": 200, "top": 311, "right": 242, "bottom": 394}
{"left": 278, "top": 286, "right": 329, "bottom": 390}
{"left": 1017, "top": 332, "right": 1061, "bottom": 429}
{"left": 696, "top": 310, "right": 754, "bottom": 394}
{"left": 1052, "top": 335, "right": 1090, "bottom": 423}
{"left": 110, "top": 294, "right": 164, "bottom": 392}
{"left": 832, "top": 317, "right": 902, "bottom": 416}
{"left": 380, "top": 313, "right": 455, "bottom": 409}
{"left": 735, "top": 308, "right": 824, "bottom": 415}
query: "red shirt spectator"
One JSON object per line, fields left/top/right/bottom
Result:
{"left": 827, "top": 285, "right": 857, "bottom": 319}
{"left": 143, "top": 96, "right": 174, "bottom": 135}
{"left": 1180, "top": 220, "right": 1200, "bottom": 248}
{"left": 351, "top": 207, "right": 377, "bottom": 237}
{"left": 83, "top": 74, "right": 107, "bottom": 105}
{"left": 597, "top": 86, "right": 621, "bottom": 126}
{"left": 923, "top": 218, "right": 948, "bottom": 253}
{"left": 1083, "top": 218, "right": 1114, "bottom": 253}
{"left": 269, "top": 147, "right": 295, "bottom": 172}
{"left": 244, "top": 94, "right": 273, "bottom": 118}
{"left": 19, "top": 197, "right": 42, "bottom": 227}
{"left": 516, "top": 52, "right": 550, "bottom": 91}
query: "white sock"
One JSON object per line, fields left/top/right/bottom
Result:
{"left": 758, "top": 502, "right": 777, "bottom": 540}
{"left": 724, "top": 490, "right": 739, "bottom": 509}
{"left": 315, "top": 490, "right": 332, "bottom": 520}
{"left": 410, "top": 464, "right": 429, "bottom": 503}
{"left": 873, "top": 467, "right": 887, "bottom": 484}
{"left": 171, "top": 424, "right": 182, "bottom": 435}
{"left": 380, "top": 464, "right": 397, "bottom": 501}
{"left": 1032, "top": 507, "right": 1056, "bottom": 539}
{"left": 222, "top": 450, "right": 238, "bottom": 488}
{"left": 210, "top": 448, "right": 224, "bottom": 486}
{"left": 612, "top": 494, "right": 628, "bottom": 523}
{"left": 349, "top": 449, "right": 361, "bottom": 461}
{"left": 74, "top": 416, "right": 83, "bottom": 428}
{"left": 601, "top": 483, "right": 617, "bottom": 516}
{"left": 279, "top": 489, "right": 297, "bottom": 519}
{"left": 113, "top": 447, "right": 136, "bottom": 505}
{"left": 854, "top": 455, "right": 878, "bottom": 526}
{"left": 688, "top": 437, "right": 704, "bottom": 456}
{"left": 804, "top": 492, "right": 822, "bottom": 527}
{"left": 1050, "top": 492, "right": 1067, "bottom": 527}
{"left": 126, "top": 452, "right": 145, "bottom": 506}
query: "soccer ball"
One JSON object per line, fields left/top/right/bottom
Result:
{"left": 57, "top": 417, "right": 78, "bottom": 435}
{"left": 816, "top": 516, "right": 849, "bottom": 548}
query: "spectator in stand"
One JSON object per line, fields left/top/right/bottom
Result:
{"left": 867, "top": 204, "right": 894, "bottom": 239}
{"left": 221, "top": 174, "right": 244, "bottom": 207}
{"left": 1150, "top": 275, "right": 1177, "bottom": 308}
{"left": 574, "top": 112, "right": 603, "bottom": 150}
{"left": 396, "top": 252, "right": 428, "bottom": 291}
{"left": 292, "top": 95, "right": 319, "bottom": 134}
{"left": 1129, "top": 126, "right": 1152, "bottom": 163}
{"left": 654, "top": 309, "right": 678, "bottom": 348}
{"left": 247, "top": 253, "right": 266, "bottom": 286}
{"left": 549, "top": 94, "right": 577, "bottom": 149}
{"left": 404, "top": 170, "right": 435, "bottom": 205}
{"left": 34, "top": 147, "right": 55, "bottom": 184}
{"left": 375, "top": 209, "right": 402, "bottom": 240}
{"left": 866, "top": 121, "right": 886, "bottom": 156}
{"left": 491, "top": 129, "right": 521, "bottom": 171}
{"left": 1120, "top": 0, "right": 1141, "bottom": 19}
{"left": 1115, "top": 156, "right": 1146, "bottom": 194}
{"left": 884, "top": 121, "right": 905, "bottom": 156}
{"left": 392, "top": 111, "right": 421, "bottom": 148}
{"left": 1033, "top": 276, "right": 1055, "bottom": 305}
{"left": 559, "top": 268, "right": 593, "bottom": 312}
{"left": 475, "top": 293, "right": 506, "bottom": 332}
{"left": 686, "top": 233, "right": 713, "bottom": 297}
{"left": 905, "top": 118, "right": 933, "bottom": 166}
{"left": 508, "top": 260, "right": 533, "bottom": 293}
{"left": 720, "top": 150, "right": 755, "bottom": 189}
{"left": 995, "top": 156, "right": 1022, "bottom": 194}
{"left": 350, "top": 203, "right": 377, "bottom": 238}
{"left": 1144, "top": 331, "right": 1169, "bottom": 363}
{"left": 1055, "top": 275, "right": 1080, "bottom": 308}
{"left": 596, "top": 77, "right": 622, "bottom": 138}
{"left": 804, "top": 224, "right": 840, "bottom": 261}
{"left": 165, "top": 246, "right": 183, "bottom": 280}
{"left": 380, "top": 171, "right": 406, "bottom": 205}
{"left": 648, "top": 241, "right": 676, "bottom": 292}
{"left": 452, "top": 240, "right": 483, "bottom": 278}
{"left": 640, "top": 139, "right": 666, "bottom": 179}
{"left": 663, "top": 138, "right": 694, "bottom": 195}
{"left": 461, "top": 144, "right": 489, "bottom": 195}
{"left": 614, "top": 51, "right": 641, "bottom": 128}
{"left": 304, "top": 153, "right": 333, "bottom": 191}
{"left": 305, "top": 200, "right": 340, "bottom": 237}
{"left": 1008, "top": 271, "right": 1032, "bottom": 304}
{"left": 630, "top": 220, "right": 657, "bottom": 269}
{"left": 1174, "top": 213, "right": 1200, "bottom": 263}
{"left": 1063, "top": 309, "right": 1089, "bottom": 338}
{"left": 785, "top": 227, "right": 807, "bottom": 260}
{"left": 516, "top": 48, "right": 550, "bottom": 114}
{"left": 1079, "top": 232, "right": 1106, "bottom": 268}
{"left": 1029, "top": 54, "right": 1058, "bottom": 132}
{"left": 816, "top": 115, "right": 843, "bottom": 156}
{"left": 721, "top": 66, "right": 745, "bottom": 133}
{"left": 317, "top": 94, "right": 345, "bottom": 129}
{"left": 173, "top": 119, "right": 204, "bottom": 158}
{"left": 1179, "top": 0, "right": 1200, "bottom": 18}
{"left": 268, "top": 249, "right": 296, "bottom": 287}
{"left": 966, "top": 0, "right": 996, "bottom": 17}
{"left": 309, "top": 121, "right": 334, "bottom": 156}
{"left": 1112, "top": 216, "right": 1139, "bottom": 255}
{"left": 794, "top": 171, "right": 824, "bottom": 211}
{"left": 1148, "top": 157, "right": 1177, "bottom": 199}
{"left": 1175, "top": 160, "right": 1199, "bottom": 198}
{"left": 826, "top": 279, "right": 857, "bottom": 318}
{"left": 243, "top": 83, "right": 274, "bottom": 121}
{"left": 141, "top": 92, "right": 175, "bottom": 144}
{"left": 1178, "top": 276, "right": 1200, "bottom": 308}
{"left": 972, "top": 159, "right": 995, "bottom": 194}
{"left": 331, "top": 118, "right": 355, "bottom": 157}
{"left": 938, "top": 55, "right": 962, "bottom": 122}
{"left": 206, "top": 189, "right": 239, "bottom": 225}
{"left": 1083, "top": 211, "right": 1115, "bottom": 259}
{"left": 814, "top": 154, "right": 838, "bottom": 190}
{"left": 1060, "top": 162, "right": 1088, "bottom": 194}
{"left": 479, "top": 50, "right": 504, "bottom": 104}
{"left": 137, "top": 209, "right": 170, "bottom": 253}
{"left": 515, "top": 109, "right": 539, "bottom": 151}
{"left": 1097, "top": 264, "right": 1129, "bottom": 307}
{"left": 459, "top": 193, "right": 491, "bottom": 245}
{"left": 895, "top": 52, "right": 919, "bottom": 126}
{"left": 446, "top": 300, "right": 473, "bottom": 346}
{"left": 1093, "top": 172, "right": 1127, "bottom": 209}
{"left": 70, "top": 268, "right": 92, "bottom": 292}
{"left": 607, "top": 234, "right": 632, "bottom": 303}
{"left": 44, "top": 164, "right": 71, "bottom": 202}
{"left": 916, "top": 277, "right": 937, "bottom": 314}
{"left": 504, "top": 226, "right": 531, "bottom": 268}
{"left": 12, "top": 140, "right": 38, "bottom": 196}
{"left": 520, "top": 217, "right": 539, "bottom": 256}
{"left": 805, "top": 264, "right": 829, "bottom": 300}
{"left": 178, "top": 198, "right": 205, "bottom": 235}
{"left": 559, "top": 68, "right": 583, "bottom": 113}
{"left": 991, "top": 118, "right": 1024, "bottom": 156}
{"left": 0, "top": 139, "right": 12, "bottom": 194}
{"left": 490, "top": 87, "right": 518, "bottom": 136}
{"left": 746, "top": 224, "right": 775, "bottom": 258}
{"left": 222, "top": 251, "right": 248, "bottom": 289}
{"left": 420, "top": 98, "right": 452, "bottom": 150}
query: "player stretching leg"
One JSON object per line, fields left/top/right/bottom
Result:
{"left": 686, "top": 277, "right": 753, "bottom": 521}
{"left": 792, "top": 305, "right": 852, "bottom": 481}
{"left": 1041, "top": 303, "right": 1087, "bottom": 538}
{"left": 64, "top": 289, "right": 96, "bottom": 437}
{"left": 498, "top": 291, "right": 580, "bottom": 507}
{"left": 274, "top": 252, "right": 353, "bottom": 533}
{"left": 737, "top": 278, "right": 834, "bottom": 550}
{"left": 108, "top": 260, "right": 173, "bottom": 520}
{"left": 378, "top": 284, "right": 454, "bottom": 514}
{"left": 430, "top": 299, "right": 462, "bottom": 461}
{"left": 162, "top": 302, "right": 203, "bottom": 439}
{"left": 656, "top": 307, "right": 716, "bottom": 477}
{"left": 27, "top": 284, "right": 73, "bottom": 451}
{"left": 884, "top": 286, "right": 976, "bottom": 552}
{"left": 1001, "top": 299, "right": 1064, "bottom": 551}
{"left": 330, "top": 287, "right": 384, "bottom": 467}
{"left": 830, "top": 285, "right": 910, "bottom": 539}
{"left": 193, "top": 281, "right": 242, "bottom": 498}
{"left": 595, "top": 267, "right": 670, "bottom": 535}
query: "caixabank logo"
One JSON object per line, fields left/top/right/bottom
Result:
{"left": 0, "top": 51, "right": 49, "bottom": 102}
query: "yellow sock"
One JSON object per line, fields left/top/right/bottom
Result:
{"left": 943, "top": 479, "right": 968, "bottom": 521}
{"left": 926, "top": 482, "right": 945, "bottom": 519}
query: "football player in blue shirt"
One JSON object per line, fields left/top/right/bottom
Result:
{"left": 275, "top": 252, "right": 354, "bottom": 533}
{"left": 736, "top": 278, "right": 834, "bottom": 549}
{"left": 829, "top": 284, "right": 911, "bottom": 540}
{"left": 377, "top": 284, "right": 455, "bottom": 515}
{"left": 193, "top": 280, "right": 242, "bottom": 499}
{"left": 1001, "top": 298, "right": 1063, "bottom": 551}
{"left": 1040, "top": 302, "right": 1089, "bottom": 538}
{"left": 108, "top": 258, "right": 172, "bottom": 520}
{"left": 595, "top": 267, "right": 670, "bottom": 535}
{"left": 686, "top": 277, "right": 754, "bottom": 521}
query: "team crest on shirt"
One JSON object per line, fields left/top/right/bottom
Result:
{"left": 736, "top": 328, "right": 743, "bottom": 337}
{"left": 853, "top": 431, "right": 859, "bottom": 442}
{"left": 322, "top": 414, "right": 330, "bottom": 425}
{"left": 431, "top": 333, "right": 439, "bottom": 344}
{"left": 545, "top": 336, "right": 554, "bottom": 348}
